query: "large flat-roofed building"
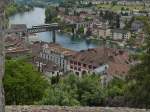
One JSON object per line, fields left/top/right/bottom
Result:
{"left": 111, "top": 29, "right": 131, "bottom": 41}
{"left": 40, "top": 43, "right": 76, "bottom": 72}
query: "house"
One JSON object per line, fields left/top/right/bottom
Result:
{"left": 93, "top": 22, "right": 111, "bottom": 38}
{"left": 131, "top": 20, "right": 144, "bottom": 32}
{"left": 68, "top": 47, "right": 131, "bottom": 78}
{"left": 111, "top": 29, "right": 131, "bottom": 41}
{"left": 8, "top": 24, "right": 27, "bottom": 36}
{"left": 93, "top": 27, "right": 111, "bottom": 38}
{"left": 32, "top": 57, "right": 63, "bottom": 77}
{"left": 5, "top": 34, "right": 30, "bottom": 57}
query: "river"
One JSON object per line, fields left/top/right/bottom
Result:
{"left": 9, "top": 7, "right": 100, "bottom": 51}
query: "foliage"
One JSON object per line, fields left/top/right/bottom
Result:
{"left": 96, "top": 4, "right": 145, "bottom": 12}
{"left": 3, "top": 59, "right": 48, "bottom": 105}
{"left": 106, "top": 78, "right": 126, "bottom": 98}
{"left": 125, "top": 37, "right": 150, "bottom": 108}
{"left": 77, "top": 27, "right": 84, "bottom": 34}
{"left": 124, "top": 16, "right": 150, "bottom": 108}
{"left": 124, "top": 17, "right": 135, "bottom": 30}
{"left": 5, "top": 3, "right": 33, "bottom": 17}
{"left": 45, "top": 6, "right": 58, "bottom": 23}
{"left": 40, "top": 74, "right": 106, "bottom": 106}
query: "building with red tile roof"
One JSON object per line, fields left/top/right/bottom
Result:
{"left": 68, "top": 47, "right": 132, "bottom": 78}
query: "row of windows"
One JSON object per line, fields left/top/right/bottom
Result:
{"left": 40, "top": 53, "right": 68, "bottom": 71}
{"left": 70, "top": 61, "right": 97, "bottom": 70}
{"left": 43, "top": 50, "right": 63, "bottom": 56}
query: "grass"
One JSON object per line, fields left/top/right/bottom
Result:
{"left": 96, "top": 4, "right": 145, "bottom": 12}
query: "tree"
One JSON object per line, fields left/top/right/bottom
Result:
{"left": 77, "top": 75, "right": 104, "bottom": 106}
{"left": 3, "top": 59, "right": 48, "bottom": 105}
{"left": 116, "top": 14, "right": 120, "bottom": 28}
{"left": 125, "top": 17, "right": 150, "bottom": 108}
{"left": 45, "top": 6, "right": 58, "bottom": 23}
{"left": 77, "top": 26, "right": 84, "bottom": 34}
{"left": 40, "top": 74, "right": 80, "bottom": 106}
{"left": 40, "top": 74, "right": 105, "bottom": 106}
{"left": 125, "top": 38, "right": 150, "bottom": 108}
{"left": 104, "top": 77, "right": 126, "bottom": 107}
{"left": 111, "top": 1, "right": 117, "bottom": 6}
{"left": 5, "top": 3, "right": 33, "bottom": 17}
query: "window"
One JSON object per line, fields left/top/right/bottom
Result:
{"left": 70, "top": 66, "right": 73, "bottom": 69}
{"left": 70, "top": 60, "right": 73, "bottom": 64}
{"left": 78, "top": 68, "right": 81, "bottom": 71}
{"left": 74, "top": 61, "right": 77, "bottom": 65}
{"left": 93, "top": 66, "right": 97, "bottom": 69}
{"left": 83, "top": 64, "right": 86, "bottom": 67}
{"left": 89, "top": 65, "right": 92, "bottom": 69}
{"left": 78, "top": 62, "right": 81, "bottom": 66}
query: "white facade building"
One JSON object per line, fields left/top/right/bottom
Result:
{"left": 111, "top": 29, "right": 131, "bottom": 40}
{"left": 40, "top": 43, "right": 76, "bottom": 72}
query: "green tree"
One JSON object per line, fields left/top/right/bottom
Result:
{"left": 4, "top": 59, "right": 48, "bottom": 105}
{"left": 40, "top": 74, "right": 105, "bottom": 106}
{"left": 104, "top": 77, "right": 126, "bottom": 107}
{"left": 40, "top": 74, "right": 80, "bottom": 106}
{"left": 5, "top": 3, "right": 33, "bottom": 17}
{"left": 45, "top": 6, "right": 58, "bottom": 23}
{"left": 125, "top": 17, "right": 150, "bottom": 108}
{"left": 77, "top": 26, "right": 84, "bottom": 34}
{"left": 77, "top": 75, "right": 104, "bottom": 106}
{"left": 125, "top": 38, "right": 150, "bottom": 108}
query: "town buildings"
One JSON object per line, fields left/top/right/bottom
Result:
{"left": 68, "top": 47, "right": 131, "bottom": 78}
{"left": 57, "top": 6, "right": 134, "bottom": 42}
{"left": 31, "top": 41, "right": 132, "bottom": 83}
{"left": 111, "top": 29, "right": 131, "bottom": 41}
{"left": 131, "top": 20, "right": 144, "bottom": 32}
{"left": 5, "top": 33, "right": 30, "bottom": 57}
{"left": 93, "top": 21, "right": 111, "bottom": 38}
{"left": 35, "top": 42, "right": 76, "bottom": 72}
{"left": 31, "top": 57, "right": 63, "bottom": 77}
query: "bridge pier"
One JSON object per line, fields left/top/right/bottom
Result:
{"left": 72, "top": 27, "right": 76, "bottom": 37}
{"left": 52, "top": 30, "right": 56, "bottom": 43}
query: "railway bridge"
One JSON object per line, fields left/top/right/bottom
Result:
{"left": 7, "top": 23, "right": 76, "bottom": 43}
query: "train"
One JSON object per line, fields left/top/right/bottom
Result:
{"left": 32, "top": 23, "right": 59, "bottom": 28}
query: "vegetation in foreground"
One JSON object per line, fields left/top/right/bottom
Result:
{"left": 4, "top": 59, "right": 48, "bottom": 105}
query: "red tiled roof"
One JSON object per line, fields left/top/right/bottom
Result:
{"left": 70, "top": 47, "right": 131, "bottom": 76}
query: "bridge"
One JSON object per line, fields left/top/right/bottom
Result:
{"left": 7, "top": 23, "right": 76, "bottom": 43}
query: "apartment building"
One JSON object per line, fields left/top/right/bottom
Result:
{"left": 40, "top": 43, "right": 76, "bottom": 72}
{"left": 111, "top": 29, "right": 131, "bottom": 40}
{"left": 68, "top": 47, "right": 131, "bottom": 78}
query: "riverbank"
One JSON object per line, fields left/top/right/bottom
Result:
{"left": 5, "top": 3, "right": 33, "bottom": 17}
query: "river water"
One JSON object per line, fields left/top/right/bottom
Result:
{"left": 9, "top": 7, "right": 100, "bottom": 51}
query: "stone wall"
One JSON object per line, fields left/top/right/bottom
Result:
{"left": 6, "top": 106, "right": 150, "bottom": 112}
